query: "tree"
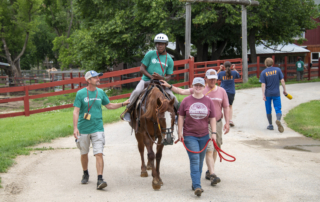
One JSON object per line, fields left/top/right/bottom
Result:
{"left": 247, "top": 0, "right": 319, "bottom": 63}
{"left": 0, "top": 0, "right": 42, "bottom": 77}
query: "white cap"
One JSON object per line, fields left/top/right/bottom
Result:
{"left": 192, "top": 77, "right": 205, "bottom": 86}
{"left": 206, "top": 69, "right": 218, "bottom": 79}
{"left": 85, "top": 70, "right": 103, "bottom": 81}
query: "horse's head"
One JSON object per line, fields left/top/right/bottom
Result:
{"left": 155, "top": 97, "right": 175, "bottom": 145}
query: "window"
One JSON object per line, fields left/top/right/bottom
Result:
{"left": 311, "top": 52, "right": 320, "bottom": 64}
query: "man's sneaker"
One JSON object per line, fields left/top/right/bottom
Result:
{"left": 97, "top": 179, "right": 107, "bottom": 190}
{"left": 267, "top": 125, "right": 274, "bottom": 130}
{"left": 192, "top": 185, "right": 204, "bottom": 192}
{"left": 276, "top": 120, "right": 284, "bottom": 133}
{"left": 81, "top": 174, "right": 89, "bottom": 184}
{"left": 210, "top": 175, "right": 221, "bottom": 186}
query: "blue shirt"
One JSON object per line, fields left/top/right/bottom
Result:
{"left": 218, "top": 70, "right": 240, "bottom": 94}
{"left": 259, "top": 67, "right": 284, "bottom": 97}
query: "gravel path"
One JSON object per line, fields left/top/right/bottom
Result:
{"left": 1, "top": 82, "right": 320, "bottom": 202}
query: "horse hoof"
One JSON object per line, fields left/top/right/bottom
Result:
{"left": 140, "top": 171, "right": 148, "bottom": 177}
{"left": 159, "top": 178, "right": 163, "bottom": 186}
{"left": 147, "top": 165, "right": 152, "bottom": 170}
{"left": 152, "top": 181, "right": 161, "bottom": 190}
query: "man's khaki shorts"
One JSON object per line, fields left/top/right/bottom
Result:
{"left": 207, "top": 120, "right": 223, "bottom": 152}
{"left": 75, "top": 132, "right": 105, "bottom": 155}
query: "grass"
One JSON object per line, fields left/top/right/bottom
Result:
{"left": 284, "top": 100, "right": 320, "bottom": 140}
{"left": 0, "top": 98, "right": 127, "bottom": 175}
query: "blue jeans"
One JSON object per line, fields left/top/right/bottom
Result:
{"left": 184, "top": 134, "right": 209, "bottom": 189}
{"left": 265, "top": 96, "right": 282, "bottom": 115}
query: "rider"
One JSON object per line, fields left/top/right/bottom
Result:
{"left": 121, "top": 33, "right": 179, "bottom": 121}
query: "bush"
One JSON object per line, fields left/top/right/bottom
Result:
{"left": 248, "top": 76, "right": 260, "bottom": 85}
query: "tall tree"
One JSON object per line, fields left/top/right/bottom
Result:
{"left": 0, "top": 0, "right": 42, "bottom": 77}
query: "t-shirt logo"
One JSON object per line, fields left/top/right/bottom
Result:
{"left": 152, "top": 58, "right": 157, "bottom": 64}
{"left": 297, "top": 63, "right": 301, "bottom": 68}
{"left": 84, "top": 97, "right": 89, "bottom": 103}
{"left": 189, "top": 102, "right": 208, "bottom": 119}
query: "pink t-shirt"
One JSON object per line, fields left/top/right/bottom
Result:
{"left": 190, "top": 86, "right": 229, "bottom": 120}
{"left": 179, "top": 95, "right": 215, "bottom": 137}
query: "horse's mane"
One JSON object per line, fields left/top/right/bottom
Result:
{"left": 142, "top": 87, "right": 171, "bottom": 119}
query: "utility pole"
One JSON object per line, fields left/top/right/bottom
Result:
{"left": 242, "top": 5, "right": 248, "bottom": 83}
{"left": 184, "top": 2, "right": 191, "bottom": 86}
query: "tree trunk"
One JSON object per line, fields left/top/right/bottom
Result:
{"left": 177, "top": 37, "right": 185, "bottom": 57}
{"left": 196, "top": 42, "right": 204, "bottom": 62}
{"left": 203, "top": 43, "right": 209, "bottom": 61}
{"left": 249, "top": 28, "right": 257, "bottom": 63}
{"left": 176, "top": 36, "right": 180, "bottom": 54}
{"left": 211, "top": 40, "right": 228, "bottom": 60}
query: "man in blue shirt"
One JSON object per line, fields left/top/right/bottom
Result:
{"left": 259, "top": 58, "right": 287, "bottom": 132}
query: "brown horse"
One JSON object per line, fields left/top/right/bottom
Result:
{"left": 129, "top": 86, "right": 175, "bottom": 190}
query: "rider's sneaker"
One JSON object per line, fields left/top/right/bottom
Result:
{"left": 81, "top": 174, "right": 89, "bottom": 184}
{"left": 97, "top": 179, "right": 107, "bottom": 190}
{"left": 267, "top": 125, "right": 274, "bottom": 130}
{"left": 123, "top": 112, "right": 131, "bottom": 122}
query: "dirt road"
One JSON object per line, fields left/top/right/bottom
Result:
{"left": 1, "top": 82, "right": 320, "bottom": 202}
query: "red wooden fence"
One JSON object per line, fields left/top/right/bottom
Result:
{"left": 1, "top": 55, "right": 320, "bottom": 119}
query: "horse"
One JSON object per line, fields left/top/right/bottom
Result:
{"left": 129, "top": 85, "right": 175, "bottom": 190}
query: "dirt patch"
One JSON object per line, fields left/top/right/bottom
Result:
{"left": 4, "top": 182, "right": 22, "bottom": 194}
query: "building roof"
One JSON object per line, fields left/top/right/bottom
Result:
{"left": 248, "top": 43, "right": 310, "bottom": 55}
{"left": 0, "top": 62, "right": 10, "bottom": 66}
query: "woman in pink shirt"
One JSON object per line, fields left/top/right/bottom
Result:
{"left": 177, "top": 77, "right": 216, "bottom": 197}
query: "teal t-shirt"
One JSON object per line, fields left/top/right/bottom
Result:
{"left": 141, "top": 50, "right": 174, "bottom": 81}
{"left": 73, "top": 87, "right": 110, "bottom": 134}
{"left": 296, "top": 61, "right": 304, "bottom": 71}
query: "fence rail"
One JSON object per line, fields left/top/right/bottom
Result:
{"left": 1, "top": 56, "right": 320, "bottom": 119}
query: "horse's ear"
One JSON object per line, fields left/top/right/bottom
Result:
{"left": 169, "top": 98, "right": 174, "bottom": 106}
{"left": 157, "top": 98, "right": 162, "bottom": 107}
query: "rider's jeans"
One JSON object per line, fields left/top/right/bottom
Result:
{"left": 128, "top": 80, "right": 179, "bottom": 108}
{"left": 184, "top": 134, "right": 209, "bottom": 189}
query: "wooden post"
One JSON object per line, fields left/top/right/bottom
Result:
{"left": 70, "top": 73, "right": 74, "bottom": 89}
{"left": 78, "top": 72, "right": 81, "bottom": 88}
{"left": 272, "top": 55, "right": 275, "bottom": 65}
{"left": 185, "top": 2, "right": 191, "bottom": 88}
{"left": 257, "top": 56, "right": 260, "bottom": 78}
{"left": 189, "top": 57, "right": 195, "bottom": 87}
{"left": 308, "top": 57, "right": 311, "bottom": 80}
{"left": 62, "top": 73, "right": 65, "bottom": 91}
{"left": 241, "top": 5, "right": 248, "bottom": 83}
{"left": 318, "top": 58, "right": 320, "bottom": 78}
{"left": 24, "top": 86, "right": 30, "bottom": 117}
{"left": 284, "top": 56, "right": 287, "bottom": 81}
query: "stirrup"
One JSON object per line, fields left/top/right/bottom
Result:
{"left": 120, "top": 107, "right": 129, "bottom": 120}
{"left": 123, "top": 112, "right": 131, "bottom": 122}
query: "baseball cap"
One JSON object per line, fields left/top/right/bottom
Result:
{"left": 85, "top": 70, "right": 103, "bottom": 81}
{"left": 192, "top": 77, "right": 205, "bottom": 86}
{"left": 206, "top": 69, "right": 218, "bottom": 79}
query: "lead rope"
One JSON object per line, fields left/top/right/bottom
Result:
{"left": 175, "top": 138, "right": 236, "bottom": 162}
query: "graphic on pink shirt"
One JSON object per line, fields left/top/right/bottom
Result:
{"left": 189, "top": 102, "right": 208, "bottom": 119}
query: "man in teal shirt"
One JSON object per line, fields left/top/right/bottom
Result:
{"left": 73, "top": 70, "right": 129, "bottom": 190}
{"left": 296, "top": 57, "right": 306, "bottom": 81}
{"left": 122, "top": 33, "right": 178, "bottom": 121}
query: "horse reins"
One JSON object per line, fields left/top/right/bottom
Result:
{"left": 175, "top": 138, "right": 236, "bottom": 162}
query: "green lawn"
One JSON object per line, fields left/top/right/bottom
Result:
{"left": 284, "top": 100, "right": 320, "bottom": 140}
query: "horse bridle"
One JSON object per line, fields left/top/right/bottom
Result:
{"left": 144, "top": 103, "right": 174, "bottom": 146}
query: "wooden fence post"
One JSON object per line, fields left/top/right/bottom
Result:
{"left": 272, "top": 55, "right": 275, "bottom": 65}
{"left": 62, "top": 73, "right": 65, "bottom": 91}
{"left": 70, "top": 73, "right": 74, "bottom": 89}
{"left": 24, "top": 86, "right": 30, "bottom": 116}
{"left": 189, "top": 57, "right": 194, "bottom": 87}
{"left": 308, "top": 57, "right": 311, "bottom": 80}
{"left": 78, "top": 72, "right": 81, "bottom": 88}
{"left": 257, "top": 56, "right": 260, "bottom": 78}
{"left": 284, "top": 56, "right": 287, "bottom": 81}
{"left": 318, "top": 58, "right": 320, "bottom": 78}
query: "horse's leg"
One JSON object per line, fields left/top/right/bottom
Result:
{"left": 143, "top": 133, "right": 161, "bottom": 190}
{"left": 156, "top": 144, "right": 164, "bottom": 186}
{"left": 146, "top": 154, "right": 152, "bottom": 170}
{"left": 136, "top": 132, "right": 148, "bottom": 177}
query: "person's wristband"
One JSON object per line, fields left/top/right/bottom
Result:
{"left": 169, "top": 84, "right": 173, "bottom": 90}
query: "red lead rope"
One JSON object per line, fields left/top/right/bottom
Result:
{"left": 175, "top": 138, "right": 236, "bottom": 162}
